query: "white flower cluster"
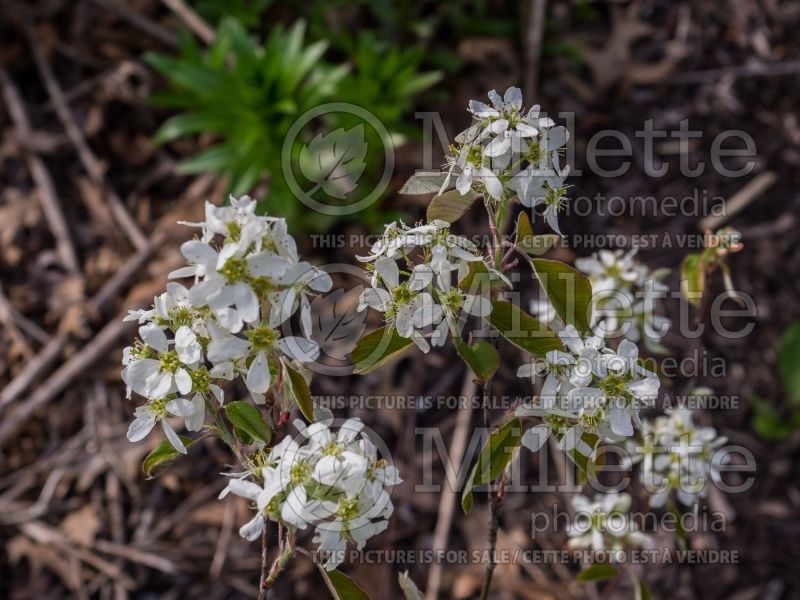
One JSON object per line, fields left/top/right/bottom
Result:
{"left": 532, "top": 249, "right": 671, "bottom": 352}
{"left": 632, "top": 408, "right": 727, "bottom": 508}
{"left": 223, "top": 418, "right": 400, "bottom": 571}
{"left": 515, "top": 327, "right": 660, "bottom": 456}
{"left": 121, "top": 196, "right": 332, "bottom": 453}
{"left": 356, "top": 220, "right": 495, "bottom": 352}
{"left": 440, "top": 86, "right": 570, "bottom": 233}
{"left": 575, "top": 249, "right": 671, "bottom": 352}
{"left": 566, "top": 492, "right": 650, "bottom": 552}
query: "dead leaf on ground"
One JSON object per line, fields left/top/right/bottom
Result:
{"left": 60, "top": 505, "right": 101, "bottom": 546}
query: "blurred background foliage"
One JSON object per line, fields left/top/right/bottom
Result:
{"left": 149, "top": 0, "right": 541, "bottom": 230}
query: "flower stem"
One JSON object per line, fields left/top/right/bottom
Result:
{"left": 478, "top": 371, "right": 503, "bottom": 600}
{"left": 258, "top": 518, "right": 270, "bottom": 600}
{"left": 478, "top": 195, "right": 509, "bottom": 600}
{"left": 263, "top": 526, "right": 296, "bottom": 590}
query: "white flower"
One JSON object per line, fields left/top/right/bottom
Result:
{"left": 224, "top": 419, "right": 401, "bottom": 568}
{"left": 121, "top": 323, "right": 197, "bottom": 400}
{"left": 482, "top": 116, "right": 539, "bottom": 158}
{"left": 434, "top": 86, "right": 570, "bottom": 214}
{"left": 575, "top": 249, "right": 643, "bottom": 290}
{"left": 356, "top": 221, "right": 411, "bottom": 262}
{"left": 515, "top": 328, "right": 660, "bottom": 459}
{"left": 509, "top": 161, "right": 570, "bottom": 235}
{"left": 176, "top": 239, "right": 289, "bottom": 333}
{"left": 126, "top": 397, "right": 195, "bottom": 454}
{"left": 202, "top": 319, "right": 319, "bottom": 402}
{"left": 268, "top": 261, "right": 332, "bottom": 330}
{"left": 430, "top": 267, "right": 492, "bottom": 348}
{"left": 566, "top": 492, "right": 650, "bottom": 552}
{"left": 123, "top": 194, "right": 332, "bottom": 455}
{"left": 357, "top": 221, "right": 446, "bottom": 262}
{"left": 438, "top": 139, "right": 505, "bottom": 201}
{"left": 358, "top": 257, "right": 442, "bottom": 352}
{"left": 575, "top": 249, "right": 672, "bottom": 349}
{"left": 636, "top": 408, "right": 728, "bottom": 508}
{"left": 468, "top": 87, "right": 524, "bottom": 119}
{"left": 569, "top": 340, "right": 659, "bottom": 438}
{"left": 313, "top": 489, "right": 391, "bottom": 571}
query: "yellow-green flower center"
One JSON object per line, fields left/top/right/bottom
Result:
{"left": 220, "top": 256, "right": 248, "bottom": 283}
{"left": 227, "top": 221, "right": 242, "bottom": 242}
{"left": 336, "top": 497, "right": 360, "bottom": 522}
{"left": 290, "top": 460, "right": 312, "bottom": 485}
{"left": 159, "top": 350, "right": 181, "bottom": 373}
{"left": 598, "top": 374, "right": 632, "bottom": 402}
{"left": 443, "top": 287, "right": 465, "bottom": 314}
{"left": 322, "top": 442, "right": 343, "bottom": 458}
{"left": 149, "top": 397, "right": 168, "bottom": 418}
{"left": 391, "top": 283, "right": 414, "bottom": 306}
{"left": 191, "top": 366, "right": 210, "bottom": 392}
{"left": 247, "top": 325, "right": 279, "bottom": 352}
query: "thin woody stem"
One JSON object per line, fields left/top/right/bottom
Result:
{"left": 478, "top": 200, "right": 508, "bottom": 600}
{"left": 258, "top": 518, "right": 270, "bottom": 600}
{"left": 484, "top": 198, "right": 502, "bottom": 263}
{"left": 264, "top": 527, "right": 296, "bottom": 589}
{"left": 479, "top": 477, "right": 503, "bottom": 600}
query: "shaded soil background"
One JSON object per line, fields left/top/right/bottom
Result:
{"left": 1, "top": 0, "right": 799, "bottom": 599}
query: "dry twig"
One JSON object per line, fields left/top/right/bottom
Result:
{"left": 24, "top": 26, "right": 149, "bottom": 252}
{"left": 89, "top": 0, "right": 178, "bottom": 48}
{"left": 425, "top": 368, "right": 475, "bottom": 600}
{"left": 523, "top": 0, "right": 547, "bottom": 101}
{"left": 160, "top": 0, "right": 215, "bottom": 43}
{"left": 0, "top": 67, "right": 81, "bottom": 275}
{"left": 699, "top": 171, "right": 777, "bottom": 231}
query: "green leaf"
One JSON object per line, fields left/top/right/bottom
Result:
{"left": 516, "top": 212, "right": 561, "bottom": 255}
{"left": 485, "top": 300, "right": 564, "bottom": 358}
{"left": 559, "top": 430, "right": 600, "bottom": 475}
{"left": 142, "top": 436, "right": 195, "bottom": 479}
{"left": 455, "top": 339, "right": 500, "bottom": 383}
{"left": 224, "top": 401, "right": 272, "bottom": 443}
{"left": 318, "top": 567, "right": 371, "bottom": 600}
{"left": 462, "top": 417, "right": 521, "bottom": 513}
{"left": 282, "top": 361, "right": 314, "bottom": 422}
{"left": 516, "top": 211, "right": 534, "bottom": 240}
{"left": 531, "top": 259, "right": 593, "bottom": 334}
{"left": 396, "top": 70, "right": 443, "bottom": 96}
{"left": 145, "top": 53, "right": 225, "bottom": 93}
{"left": 154, "top": 111, "right": 233, "bottom": 144}
{"left": 681, "top": 253, "right": 705, "bottom": 307}
{"left": 351, "top": 327, "right": 415, "bottom": 375}
{"left": 426, "top": 189, "right": 479, "bottom": 223}
{"left": 399, "top": 171, "right": 448, "bottom": 195}
{"left": 576, "top": 563, "right": 619, "bottom": 582}
{"left": 779, "top": 323, "right": 800, "bottom": 404}
{"left": 519, "top": 234, "right": 561, "bottom": 256}
{"left": 177, "top": 145, "right": 235, "bottom": 174}
{"left": 458, "top": 261, "right": 507, "bottom": 293}
{"left": 398, "top": 570, "right": 424, "bottom": 600}
{"left": 751, "top": 396, "right": 794, "bottom": 441}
